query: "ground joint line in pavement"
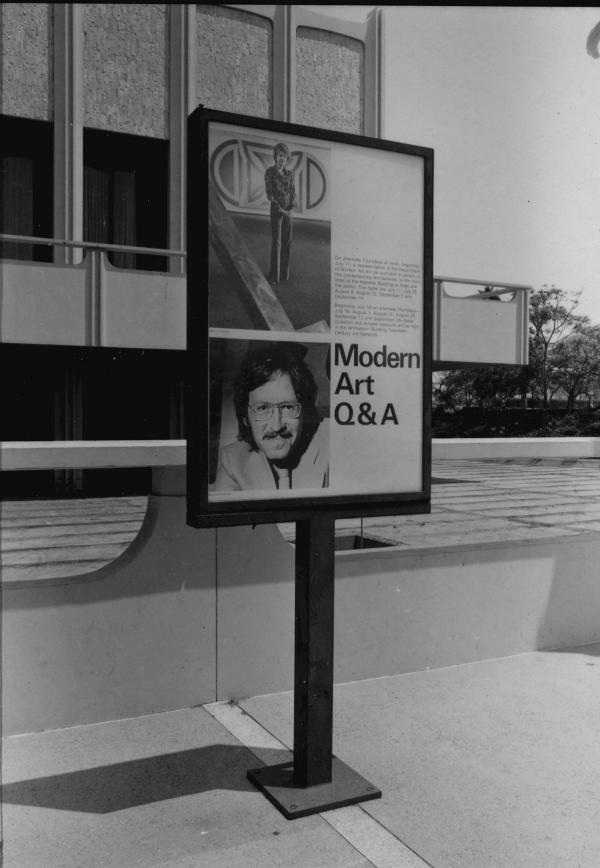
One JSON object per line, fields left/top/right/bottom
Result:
{"left": 204, "top": 700, "right": 433, "bottom": 868}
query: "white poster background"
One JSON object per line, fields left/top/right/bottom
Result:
{"left": 207, "top": 131, "right": 425, "bottom": 502}
{"left": 329, "top": 142, "right": 424, "bottom": 494}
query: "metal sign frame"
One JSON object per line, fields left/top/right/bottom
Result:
{"left": 186, "top": 107, "right": 433, "bottom": 529}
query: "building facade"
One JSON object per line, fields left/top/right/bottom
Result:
{"left": 1, "top": 3, "right": 383, "bottom": 493}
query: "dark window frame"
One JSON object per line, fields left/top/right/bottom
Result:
{"left": 84, "top": 128, "right": 169, "bottom": 271}
{"left": 0, "top": 114, "right": 54, "bottom": 261}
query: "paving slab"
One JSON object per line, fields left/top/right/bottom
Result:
{"left": 5, "top": 650, "right": 600, "bottom": 867}
{"left": 325, "top": 458, "right": 600, "bottom": 549}
{"left": 240, "top": 646, "right": 600, "bottom": 868}
{"left": 517, "top": 510, "right": 600, "bottom": 526}
{"left": 1, "top": 708, "right": 372, "bottom": 868}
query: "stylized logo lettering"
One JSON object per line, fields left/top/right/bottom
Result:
{"left": 210, "top": 139, "right": 327, "bottom": 214}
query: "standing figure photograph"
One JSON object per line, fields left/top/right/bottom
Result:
{"left": 265, "top": 142, "right": 296, "bottom": 285}
{"left": 207, "top": 123, "right": 331, "bottom": 331}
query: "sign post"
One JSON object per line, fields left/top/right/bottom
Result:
{"left": 246, "top": 513, "right": 383, "bottom": 819}
{"left": 186, "top": 106, "right": 433, "bottom": 819}
{"left": 293, "top": 514, "right": 336, "bottom": 788}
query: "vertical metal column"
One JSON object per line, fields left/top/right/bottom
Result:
{"left": 272, "top": 5, "right": 296, "bottom": 123}
{"left": 168, "top": 4, "right": 195, "bottom": 276}
{"left": 293, "top": 514, "right": 335, "bottom": 786}
{"left": 53, "top": 3, "right": 83, "bottom": 265}
{"left": 247, "top": 512, "right": 381, "bottom": 819}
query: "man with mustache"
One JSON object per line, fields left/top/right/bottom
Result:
{"left": 214, "top": 343, "right": 329, "bottom": 492}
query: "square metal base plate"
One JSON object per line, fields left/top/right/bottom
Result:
{"left": 247, "top": 757, "right": 381, "bottom": 820}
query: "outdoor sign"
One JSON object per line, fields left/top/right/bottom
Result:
{"left": 187, "top": 107, "right": 433, "bottom": 526}
{"left": 186, "top": 108, "right": 434, "bottom": 819}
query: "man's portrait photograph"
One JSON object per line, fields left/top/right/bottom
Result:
{"left": 208, "top": 338, "right": 330, "bottom": 498}
{"left": 206, "top": 123, "right": 331, "bottom": 333}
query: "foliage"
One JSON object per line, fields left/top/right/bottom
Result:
{"left": 432, "top": 407, "right": 600, "bottom": 438}
{"left": 432, "top": 284, "right": 600, "bottom": 437}
{"left": 434, "top": 366, "right": 529, "bottom": 411}
{"left": 547, "top": 323, "right": 600, "bottom": 410}
{"left": 528, "top": 285, "right": 586, "bottom": 413}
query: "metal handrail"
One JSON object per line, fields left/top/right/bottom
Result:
{"left": 0, "top": 233, "right": 186, "bottom": 258}
{"left": 1, "top": 236, "right": 531, "bottom": 299}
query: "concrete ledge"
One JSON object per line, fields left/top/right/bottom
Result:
{"left": 433, "top": 437, "right": 600, "bottom": 460}
{"left": 2, "top": 437, "right": 599, "bottom": 479}
{"left": 0, "top": 439, "right": 186, "bottom": 470}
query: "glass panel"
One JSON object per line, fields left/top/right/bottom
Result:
{"left": 84, "top": 129, "right": 168, "bottom": 270}
{"left": 0, "top": 116, "right": 53, "bottom": 261}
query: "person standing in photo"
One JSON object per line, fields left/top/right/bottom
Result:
{"left": 264, "top": 142, "right": 296, "bottom": 284}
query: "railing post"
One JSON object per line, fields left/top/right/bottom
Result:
{"left": 168, "top": 5, "right": 195, "bottom": 276}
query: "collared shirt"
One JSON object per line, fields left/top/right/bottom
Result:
{"left": 265, "top": 165, "right": 296, "bottom": 211}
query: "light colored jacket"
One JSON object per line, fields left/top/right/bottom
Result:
{"left": 214, "top": 420, "right": 329, "bottom": 492}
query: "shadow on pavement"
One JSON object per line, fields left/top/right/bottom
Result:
{"left": 2, "top": 744, "right": 289, "bottom": 813}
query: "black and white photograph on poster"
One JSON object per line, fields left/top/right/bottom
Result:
{"left": 187, "top": 107, "right": 433, "bottom": 522}
{"left": 207, "top": 123, "right": 331, "bottom": 333}
{"left": 209, "top": 338, "right": 331, "bottom": 499}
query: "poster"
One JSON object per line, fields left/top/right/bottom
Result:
{"left": 187, "top": 109, "right": 432, "bottom": 522}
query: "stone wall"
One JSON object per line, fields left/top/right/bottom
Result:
{"left": 0, "top": 5, "right": 368, "bottom": 134}
{"left": 296, "top": 27, "right": 363, "bottom": 133}
{"left": 83, "top": 3, "right": 168, "bottom": 138}
{"left": 0, "top": 3, "right": 52, "bottom": 120}
{"left": 196, "top": 5, "right": 272, "bottom": 118}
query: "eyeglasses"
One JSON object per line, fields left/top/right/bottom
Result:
{"left": 248, "top": 401, "right": 302, "bottom": 421}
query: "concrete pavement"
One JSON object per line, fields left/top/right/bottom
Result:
{"left": 3, "top": 645, "right": 600, "bottom": 867}
{"left": 3, "top": 457, "right": 600, "bottom": 866}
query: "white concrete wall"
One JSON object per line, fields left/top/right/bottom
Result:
{"left": 215, "top": 523, "right": 600, "bottom": 700}
{"left": 4, "top": 474, "right": 600, "bottom": 734}
{"left": 3, "top": 439, "right": 600, "bottom": 735}
{"left": 2, "top": 496, "right": 216, "bottom": 735}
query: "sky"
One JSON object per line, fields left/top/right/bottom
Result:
{"left": 303, "top": 6, "right": 600, "bottom": 323}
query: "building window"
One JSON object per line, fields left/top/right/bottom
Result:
{"left": 83, "top": 129, "right": 168, "bottom": 271}
{"left": 0, "top": 115, "right": 53, "bottom": 261}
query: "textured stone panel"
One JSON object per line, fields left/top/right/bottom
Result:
{"left": 296, "top": 27, "right": 363, "bottom": 134}
{"left": 83, "top": 4, "right": 167, "bottom": 137}
{"left": 196, "top": 5, "right": 272, "bottom": 117}
{"left": 0, "top": 3, "right": 52, "bottom": 119}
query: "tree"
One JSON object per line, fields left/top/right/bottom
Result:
{"left": 433, "top": 284, "right": 597, "bottom": 424}
{"left": 434, "top": 366, "right": 529, "bottom": 412}
{"left": 549, "top": 324, "right": 600, "bottom": 410}
{"left": 471, "top": 366, "right": 531, "bottom": 410}
{"left": 433, "top": 369, "right": 476, "bottom": 410}
{"left": 433, "top": 284, "right": 600, "bottom": 431}
{"left": 528, "top": 285, "right": 585, "bottom": 418}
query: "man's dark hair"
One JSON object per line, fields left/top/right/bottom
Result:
{"left": 234, "top": 343, "right": 318, "bottom": 450}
